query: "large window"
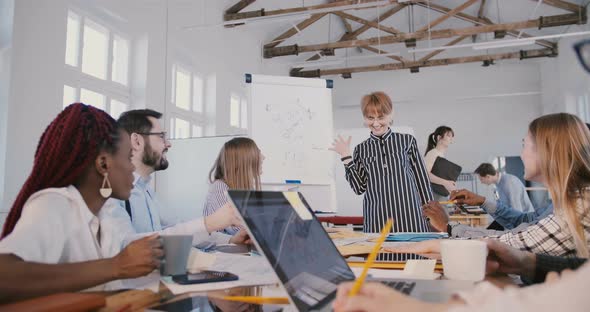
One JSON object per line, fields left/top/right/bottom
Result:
{"left": 63, "top": 10, "right": 130, "bottom": 119}
{"left": 577, "top": 94, "right": 590, "bottom": 123}
{"left": 169, "top": 64, "right": 207, "bottom": 138}
{"left": 230, "top": 93, "right": 248, "bottom": 129}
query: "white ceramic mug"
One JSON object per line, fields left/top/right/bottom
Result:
{"left": 441, "top": 240, "right": 488, "bottom": 281}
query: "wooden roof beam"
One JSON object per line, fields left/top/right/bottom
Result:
{"left": 301, "top": 4, "right": 406, "bottom": 63}
{"left": 225, "top": 0, "right": 422, "bottom": 22}
{"left": 361, "top": 45, "right": 408, "bottom": 63}
{"left": 332, "top": 11, "right": 402, "bottom": 35}
{"left": 264, "top": 13, "right": 328, "bottom": 49}
{"left": 225, "top": 0, "right": 256, "bottom": 14}
{"left": 419, "top": 35, "right": 470, "bottom": 62}
{"left": 344, "top": 4, "right": 406, "bottom": 40}
{"left": 526, "top": 0, "right": 584, "bottom": 13}
{"left": 416, "top": 2, "right": 578, "bottom": 49}
{"left": 291, "top": 48, "right": 557, "bottom": 77}
{"left": 472, "top": 0, "right": 487, "bottom": 42}
{"left": 265, "top": 13, "right": 583, "bottom": 58}
{"left": 339, "top": 15, "right": 354, "bottom": 34}
{"left": 417, "top": 0, "right": 479, "bottom": 32}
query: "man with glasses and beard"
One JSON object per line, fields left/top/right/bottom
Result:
{"left": 116, "top": 109, "right": 249, "bottom": 245}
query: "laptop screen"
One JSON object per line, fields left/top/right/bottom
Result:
{"left": 228, "top": 190, "right": 355, "bottom": 311}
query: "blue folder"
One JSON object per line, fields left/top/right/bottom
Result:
{"left": 385, "top": 232, "right": 448, "bottom": 242}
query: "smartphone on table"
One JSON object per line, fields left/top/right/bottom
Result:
{"left": 172, "top": 270, "right": 239, "bottom": 285}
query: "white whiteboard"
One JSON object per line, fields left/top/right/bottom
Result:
{"left": 248, "top": 74, "right": 334, "bottom": 185}
{"left": 155, "top": 135, "right": 239, "bottom": 224}
{"left": 333, "top": 127, "right": 415, "bottom": 216}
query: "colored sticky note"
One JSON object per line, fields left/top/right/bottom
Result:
{"left": 283, "top": 192, "right": 312, "bottom": 220}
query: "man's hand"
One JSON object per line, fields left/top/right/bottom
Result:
{"left": 229, "top": 228, "right": 252, "bottom": 245}
{"left": 422, "top": 201, "right": 449, "bottom": 232}
{"left": 450, "top": 189, "right": 485, "bottom": 206}
{"left": 485, "top": 239, "right": 536, "bottom": 279}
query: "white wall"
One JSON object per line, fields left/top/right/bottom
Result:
{"left": 540, "top": 37, "right": 590, "bottom": 115}
{"left": 539, "top": 5, "right": 590, "bottom": 115}
{"left": 0, "top": 0, "right": 292, "bottom": 217}
{"left": 0, "top": 0, "right": 14, "bottom": 227}
{"left": 2, "top": 0, "right": 68, "bottom": 214}
{"left": 333, "top": 61, "right": 543, "bottom": 172}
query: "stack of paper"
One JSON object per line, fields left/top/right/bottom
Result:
{"left": 162, "top": 252, "right": 278, "bottom": 295}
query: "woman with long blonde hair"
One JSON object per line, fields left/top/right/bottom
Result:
{"left": 203, "top": 137, "right": 264, "bottom": 235}
{"left": 390, "top": 113, "right": 590, "bottom": 258}
{"left": 528, "top": 113, "right": 590, "bottom": 257}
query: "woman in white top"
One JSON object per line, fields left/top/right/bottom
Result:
{"left": 0, "top": 103, "right": 162, "bottom": 303}
{"left": 332, "top": 112, "right": 590, "bottom": 311}
{"left": 424, "top": 126, "right": 456, "bottom": 200}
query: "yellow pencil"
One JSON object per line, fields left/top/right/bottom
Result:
{"left": 221, "top": 296, "right": 290, "bottom": 305}
{"left": 349, "top": 218, "right": 393, "bottom": 296}
{"left": 438, "top": 200, "right": 456, "bottom": 205}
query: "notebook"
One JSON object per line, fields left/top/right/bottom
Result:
{"left": 385, "top": 232, "right": 448, "bottom": 242}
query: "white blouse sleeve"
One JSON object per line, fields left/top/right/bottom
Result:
{"left": 0, "top": 193, "right": 69, "bottom": 263}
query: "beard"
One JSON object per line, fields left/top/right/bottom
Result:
{"left": 142, "top": 143, "right": 169, "bottom": 171}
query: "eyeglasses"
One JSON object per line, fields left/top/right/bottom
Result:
{"left": 138, "top": 131, "right": 167, "bottom": 140}
{"left": 574, "top": 39, "right": 590, "bottom": 74}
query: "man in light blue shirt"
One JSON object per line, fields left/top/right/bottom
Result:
{"left": 475, "top": 162, "right": 535, "bottom": 212}
{"left": 423, "top": 190, "right": 553, "bottom": 238}
{"left": 116, "top": 109, "right": 248, "bottom": 245}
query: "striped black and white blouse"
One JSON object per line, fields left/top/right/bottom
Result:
{"left": 202, "top": 179, "right": 240, "bottom": 235}
{"left": 344, "top": 128, "right": 433, "bottom": 233}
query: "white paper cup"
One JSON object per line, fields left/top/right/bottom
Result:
{"left": 441, "top": 240, "right": 487, "bottom": 281}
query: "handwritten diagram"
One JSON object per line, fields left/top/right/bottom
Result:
{"left": 250, "top": 81, "right": 334, "bottom": 184}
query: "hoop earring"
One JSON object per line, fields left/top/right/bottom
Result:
{"left": 100, "top": 172, "right": 112, "bottom": 198}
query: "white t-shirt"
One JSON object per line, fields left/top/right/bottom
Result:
{"left": 0, "top": 186, "right": 124, "bottom": 291}
{"left": 423, "top": 148, "right": 445, "bottom": 172}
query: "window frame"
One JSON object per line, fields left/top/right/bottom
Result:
{"left": 168, "top": 62, "right": 207, "bottom": 138}
{"left": 63, "top": 8, "right": 131, "bottom": 118}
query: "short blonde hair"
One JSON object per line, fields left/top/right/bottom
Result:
{"left": 361, "top": 91, "right": 393, "bottom": 117}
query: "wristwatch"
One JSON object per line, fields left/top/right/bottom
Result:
{"left": 447, "top": 223, "right": 453, "bottom": 237}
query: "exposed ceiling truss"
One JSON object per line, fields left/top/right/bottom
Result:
{"left": 224, "top": 0, "right": 588, "bottom": 77}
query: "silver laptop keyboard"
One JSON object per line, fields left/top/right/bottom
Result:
{"left": 381, "top": 281, "right": 416, "bottom": 295}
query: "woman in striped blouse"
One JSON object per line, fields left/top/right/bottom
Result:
{"left": 330, "top": 92, "right": 433, "bottom": 233}
{"left": 203, "top": 137, "right": 264, "bottom": 235}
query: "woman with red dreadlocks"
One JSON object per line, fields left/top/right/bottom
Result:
{"left": 0, "top": 103, "right": 163, "bottom": 302}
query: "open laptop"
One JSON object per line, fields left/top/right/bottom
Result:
{"left": 227, "top": 190, "right": 473, "bottom": 312}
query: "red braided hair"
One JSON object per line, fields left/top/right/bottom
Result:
{"left": 1, "top": 103, "right": 119, "bottom": 239}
